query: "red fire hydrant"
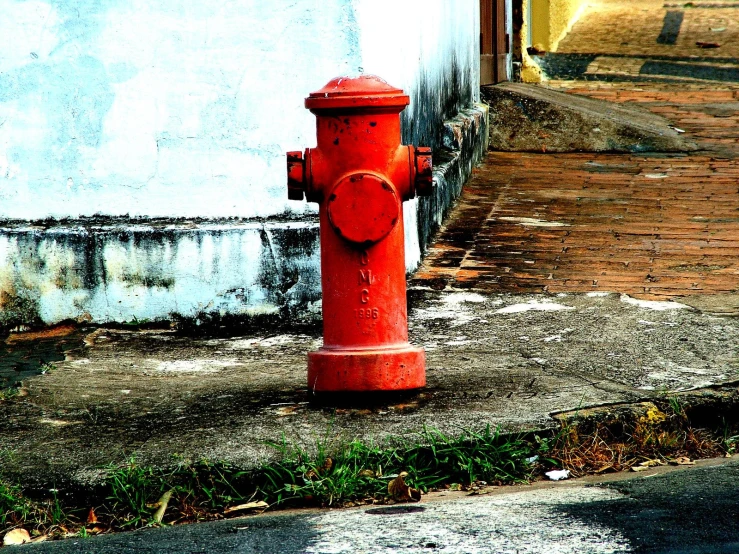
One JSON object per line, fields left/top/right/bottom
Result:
{"left": 287, "top": 75, "right": 433, "bottom": 393}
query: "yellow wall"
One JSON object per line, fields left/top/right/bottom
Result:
{"left": 520, "top": 0, "right": 543, "bottom": 82}
{"left": 531, "top": 0, "right": 587, "bottom": 52}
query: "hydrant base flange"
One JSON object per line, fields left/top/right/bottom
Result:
{"left": 308, "top": 345, "right": 425, "bottom": 392}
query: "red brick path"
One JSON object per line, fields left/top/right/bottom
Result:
{"left": 412, "top": 87, "right": 739, "bottom": 299}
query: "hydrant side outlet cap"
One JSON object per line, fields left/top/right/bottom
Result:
{"left": 306, "top": 75, "right": 410, "bottom": 111}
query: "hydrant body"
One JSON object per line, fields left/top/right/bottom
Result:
{"left": 287, "top": 76, "right": 432, "bottom": 393}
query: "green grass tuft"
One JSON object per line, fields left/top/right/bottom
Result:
{"left": 3, "top": 410, "right": 736, "bottom": 538}
{"left": 256, "top": 424, "right": 534, "bottom": 506}
{"left": 105, "top": 458, "right": 170, "bottom": 527}
{"left": 0, "top": 387, "right": 18, "bottom": 401}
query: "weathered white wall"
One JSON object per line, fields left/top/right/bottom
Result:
{"left": 0, "top": 223, "right": 321, "bottom": 327}
{"left": 0, "top": 0, "right": 478, "bottom": 222}
{"left": 0, "top": 0, "right": 484, "bottom": 326}
{"left": 0, "top": 0, "right": 360, "bottom": 220}
{"left": 355, "top": 0, "right": 479, "bottom": 110}
{"left": 352, "top": 0, "right": 480, "bottom": 270}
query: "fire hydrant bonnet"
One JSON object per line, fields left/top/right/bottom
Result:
{"left": 305, "top": 75, "right": 410, "bottom": 112}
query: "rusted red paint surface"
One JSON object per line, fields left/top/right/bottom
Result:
{"left": 287, "top": 75, "right": 432, "bottom": 392}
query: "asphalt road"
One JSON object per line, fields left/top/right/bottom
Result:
{"left": 8, "top": 457, "right": 739, "bottom": 553}
{"left": 557, "top": 458, "right": 739, "bottom": 553}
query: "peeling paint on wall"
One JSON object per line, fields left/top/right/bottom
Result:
{"left": 0, "top": 0, "right": 361, "bottom": 220}
{"left": 0, "top": 222, "right": 321, "bottom": 329}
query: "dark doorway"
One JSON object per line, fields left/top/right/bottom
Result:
{"left": 480, "top": 0, "right": 509, "bottom": 84}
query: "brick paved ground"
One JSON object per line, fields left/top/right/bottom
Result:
{"left": 546, "top": 0, "right": 739, "bottom": 85}
{"left": 412, "top": 1, "right": 739, "bottom": 300}
{"left": 557, "top": 0, "right": 739, "bottom": 59}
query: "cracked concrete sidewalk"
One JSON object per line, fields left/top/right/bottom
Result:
{"left": 2, "top": 288, "right": 738, "bottom": 490}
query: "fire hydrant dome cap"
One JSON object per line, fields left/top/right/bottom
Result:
{"left": 305, "top": 75, "right": 410, "bottom": 111}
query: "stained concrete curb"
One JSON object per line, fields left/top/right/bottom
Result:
{"left": 9, "top": 448, "right": 739, "bottom": 553}
{"left": 481, "top": 82, "right": 698, "bottom": 153}
{"left": 413, "top": 103, "right": 489, "bottom": 261}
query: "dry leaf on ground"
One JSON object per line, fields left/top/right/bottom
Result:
{"left": 387, "top": 472, "right": 421, "bottom": 502}
{"left": 153, "top": 490, "right": 173, "bottom": 523}
{"left": 3, "top": 529, "right": 31, "bottom": 546}
{"left": 223, "top": 501, "right": 269, "bottom": 514}
{"left": 87, "top": 507, "right": 98, "bottom": 524}
{"left": 306, "top": 458, "right": 334, "bottom": 480}
{"left": 670, "top": 456, "right": 695, "bottom": 466}
{"left": 638, "top": 459, "right": 665, "bottom": 468}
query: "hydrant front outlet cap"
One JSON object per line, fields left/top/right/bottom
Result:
{"left": 328, "top": 173, "right": 399, "bottom": 245}
{"left": 286, "top": 75, "right": 431, "bottom": 393}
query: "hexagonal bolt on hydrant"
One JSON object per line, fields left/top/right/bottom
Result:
{"left": 287, "top": 75, "right": 434, "bottom": 393}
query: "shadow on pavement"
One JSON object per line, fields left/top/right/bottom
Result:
{"left": 555, "top": 460, "right": 739, "bottom": 553}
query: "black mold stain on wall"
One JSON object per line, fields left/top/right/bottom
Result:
{"left": 413, "top": 108, "right": 486, "bottom": 258}
{"left": 401, "top": 53, "right": 473, "bottom": 150}
{"left": 257, "top": 226, "right": 321, "bottom": 317}
{"left": 10, "top": 229, "right": 178, "bottom": 294}
{"left": 399, "top": 50, "right": 478, "bottom": 258}
{"left": 0, "top": 222, "right": 322, "bottom": 330}
{"left": 0, "top": 290, "right": 42, "bottom": 333}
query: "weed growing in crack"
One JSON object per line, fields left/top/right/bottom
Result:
{"left": 0, "top": 481, "right": 33, "bottom": 526}
{"left": 105, "top": 458, "right": 170, "bottom": 528}
{"left": 257, "top": 425, "right": 534, "bottom": 507}
{"left": 404, "top": 425, "right": 533, "bottom": 487}
{"left": 0, "top": 481, "right": 64, "bottom": 530}
{"left": 50, "top": 489, "right": 66, "bottom": 526}
{"left": 260, "top": 435, "right": 390, "bottom": 506}
{"left": 667, "top": 395, "right": 686, "bottom": 419}
{"left": 720, "top": 417, "right": 739, "bottom": 454}
{"left": 40, "top": 362, "right": 57, "bottom": 375}
{"left": 0, "top": 387, "right": 18, "bottom": 402}
{"left": 548, "top": 402, "right": 725, "bottom": 476}
{"left": 102, "top": 457, "right": 259, "bottom": 527}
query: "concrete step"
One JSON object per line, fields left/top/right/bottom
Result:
{"left": 481, "top": 82, "right": 698, "bottom": 153}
